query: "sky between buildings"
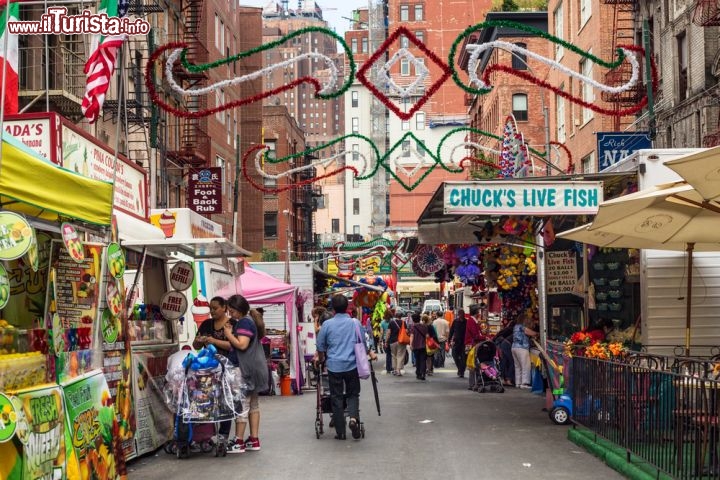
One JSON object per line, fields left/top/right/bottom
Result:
{"left": 240, "top": 0, "right": 370, "bottom": 35}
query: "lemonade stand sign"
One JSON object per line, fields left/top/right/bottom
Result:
{"left": 0, "top": 212, "right": 33, "bottom": 261}
{"left": 106, "top": 243, "right": 125, "bottom": 279}
{"left": 0, "top": 263, "right": 10, "bottom": 310}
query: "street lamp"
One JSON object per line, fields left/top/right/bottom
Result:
{"left": 283, "top": 209, "right": 292, "bottom": 283}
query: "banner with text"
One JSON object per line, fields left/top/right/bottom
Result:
{"left": 62, "top": 370, "right": 127, "bottom": 480}
{"left": 597, "top": 132, "right": 651, "bottom": 171}
{"left": 546, "top": 251, "right": 578, "bottom": 295}
{"left": 444, "top": 181, "right": 603, "bottom": 215}
{"left": 187, "top": 168, "right": 222, "bottom": 215}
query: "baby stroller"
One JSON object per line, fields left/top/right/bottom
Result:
{"left": 473, "top": 341, "right": 505, "bottom": 393}
{"left": 314, "top": 362, "right": 365, "bottom": 439}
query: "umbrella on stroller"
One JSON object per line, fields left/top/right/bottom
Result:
{"left": 558, "top": 181, "right": 720, "bottom": 355}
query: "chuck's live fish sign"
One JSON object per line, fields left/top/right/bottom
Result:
{"left": 444, "top": 181, "right": 603, "bottom": 215}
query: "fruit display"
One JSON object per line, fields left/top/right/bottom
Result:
{"left": 0, "top": 321, "right": 17, "bottom": 354}
{"left": 0, "top": 351, "right": 47, "bottom": 391}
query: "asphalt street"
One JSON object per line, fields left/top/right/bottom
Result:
{"left": 129, "top": 358, "right": 624, "bottom": 480}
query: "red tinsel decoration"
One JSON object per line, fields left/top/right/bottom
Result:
{"left": 241, "top": 145, "right": 358, "bottom": 194}
{"left": 356, "top": 27, "right": 451, "bottom": 121}
{"left": 482, "top": 45, "right": 658, "bottom": 117}
{"left": 146, "top": 43, "right": 322, "bottom": 119}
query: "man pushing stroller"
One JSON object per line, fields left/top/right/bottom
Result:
{"left": 316, "top": 294, "right": 377, "bottom": 440}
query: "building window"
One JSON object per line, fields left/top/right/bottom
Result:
{"left": 581, "top": 153, "right": 594, "bottom": 173}
{"left": 352, "top": 117, "right": 359, "bottom": 133}
{"left": 214, "top": 14, "right": 219, "bottom": 50}
{"left": 400, "top": 58, "right": 410, "bottom": 76}
{"left": 216, "top": 156, "right": 226, "bottom": 195}
{"left": 401, "top": 119, "right": 410, "bottom": 130}
{"left": 556, "top": 90, "right": 566, "bottom": 143}
{"left": 554, "top": 4, "right": 564, "bottom": 60}
{"left": 400, "top": 4, "right": 409, "bottom": 21}
{"left": 415, "top": 58, "right": 425, "bottom": 76}
{"left": 353, "top": 225, "right": 360, "bottom": 235}
{"left": 353, "top": 198, "right": 360, "bottom": 215}
{"left": 580, "top": 0, "right": 591, "bottom": 27}
{"left": 351, "top": 38, "right": 358, "bottom": 53}
{"left": 414, "top": 4, "right": 423, "bottom": 21}
{"left": 580, "top": 56, "right": 594, "bottom": 123}
{"left": 331, "top": 218, "right": 340, "bottom": 233}
{"left": 511, "top": 43, "right": 527, "bottom": 70}
{"left": 362, "top": 37, "right": 368, "bottom": 53}
{"left": 400, "top": 35, "right": 409, "bottom": 48}
{"left": 416, "top": 140, "right": 426, "bottom": 157}
{"left": 416, "top": 112, "right": 425, "bottom": 130}
{"left": 402, "top": 139, "right": 411, "bottom": 157}
{"left": 415, "top": 31, "right": 424, "bottom": 43}
{"left": 677, "top": 31, "right": 688, "bottom": 102}
{"left": 351, "top": 90, "right": 359, "bottom": 108}
{"left": 352, "top": 143, "right": 359, "bottom": 161}
{"left": 512, "top": 93, "right": 528, "bottom": 121}
{"left": 264, "top": 212, "right": 278, "bottom": 238}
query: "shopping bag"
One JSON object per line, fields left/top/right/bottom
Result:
{"left": 465, "top": 345, "right": 476, "bottom": 369}
{"left": 355, "top": 325, "right": 371, "bottom": 380}
{"left": 397, "top": 321, "right": 411, "bottom": 345}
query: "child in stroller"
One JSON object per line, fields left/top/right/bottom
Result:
{"left": 473, "top": 340, "right": 505, "bottom": 393}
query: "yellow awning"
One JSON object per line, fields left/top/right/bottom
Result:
{"left": 0, "top": 132, "right": 113, "bottom": 226}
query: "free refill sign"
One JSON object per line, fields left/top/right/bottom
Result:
{"left": 444, "top": 181, "right": 603, "bottom": 215}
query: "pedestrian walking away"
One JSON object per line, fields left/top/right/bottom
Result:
{"left": 316, "top": 294, "right": 377, "bottom": 440}
{"left": 449, "top": 309, "right": 468, "bottom": 378}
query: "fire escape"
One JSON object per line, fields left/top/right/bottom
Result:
{"left": 166, "top": 0, "right": 210, "bottom": 167}
{"left": 600, "top": 0, "right": 644, "bottom": 131}
{"left": 102, "top": 0, "right": 164, "bottom": 169}
{"left": 692, "top": 0, "right": 720, "bottom": 146}
{"left": 17, "top": 5, "right": 86, "bottom": 119}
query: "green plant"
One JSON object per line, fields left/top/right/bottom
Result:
{"left": 261, "top": 248, "right": 279, "bottom": 261}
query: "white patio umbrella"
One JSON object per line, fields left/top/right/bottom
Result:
{"left": 561, "top": 182, "right": 720, "bottom": 355}
{"left": 665, "top": 146, "right": 720, "bottom": 201}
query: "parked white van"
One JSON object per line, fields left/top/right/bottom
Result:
{"left": 421, "top": 299, "right": 444, "bottom": 316}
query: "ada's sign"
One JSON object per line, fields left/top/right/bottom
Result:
{"left": 597, "top": 132, "right": 652, "bottom": 171}
{"left": 444, "top": 181, "right": 603, "bottom": 215}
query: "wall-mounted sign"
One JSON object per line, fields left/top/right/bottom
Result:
{"left": 0, "top": 211, "right": 33, "bottom": 261}
{"left": 60, "top": 222, "right": 84, "bottom": 264}
{"left": 0, "top": 263, "right": 9, "bottom": 310}
{"left": 444, "top": 181, "right": 604, "bottom": 215}
{"left": 546, "top": 251, "right": 578, "bottom": 295}
{"left": 3, "top": 114, "right": 58, "bottom": 161}
{"left": 106, "top": 243, "right": 125, "bottom": 279}
{"left": 187, "top": 167, "right": 222, "bottom": 215}
{"left": 160, "top": 290, "right": 188, "bottom": 320}
{"left": 106, "top": 277, "right": 123, "bottom": 318}
{"left": 0, "top": 393, "right": 17, "bottom": 442}
{"left": 169, "top": 261, "right": 194, "bottom": 291}
{"left": 597, "top": 131, "right": 652, "bottom": 171}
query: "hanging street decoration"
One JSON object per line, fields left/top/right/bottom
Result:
{"left": 146, "top": 20, "right": 654, "bottom": 190}
{"left": 499, "top": 115, "right": 531, "bottom": 178}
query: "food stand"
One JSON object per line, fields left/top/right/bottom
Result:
{"left": 0, "top": 131, "right": 128, "bottom": 479}
{"left": 120, "top": 222, "right": 251, "bottom": 456}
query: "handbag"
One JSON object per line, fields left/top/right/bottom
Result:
{"left": 354, "top": 324, "right": 371, "bottom": 380}
{"left": 426, "top": 335, "right": 439, "bottom": 355}
{"left": 397, "top": 320, "right": 411, "bottom": 345}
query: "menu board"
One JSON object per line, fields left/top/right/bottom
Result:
{"left": 546, "top": 251, "right": 578, "bottom": 295}
{"left": 49, "top": 241, "right": 102, "bottom": 329}
{"left": 132, "top": 348, "right": 174, "bottom": 456}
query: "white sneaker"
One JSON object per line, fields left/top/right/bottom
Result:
{"left": 226, "top": 439, "right": 246, "bottom": 454}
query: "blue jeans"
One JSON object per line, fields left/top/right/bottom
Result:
{"left": 328, "top": 368, "right": 361, "bottom": 436}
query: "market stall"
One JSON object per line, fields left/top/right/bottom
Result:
{"left": 120, "top": 233, "right": 251, "bottom": 455}
{"left": 216, "top": 266, "right": 300, "bottom": 394}
{"left": 0, "top": 131, "right": 129, "bottom": 479}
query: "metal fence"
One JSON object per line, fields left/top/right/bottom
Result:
{"left": 570, "top": 355, "right": 720, "bottom": 479}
